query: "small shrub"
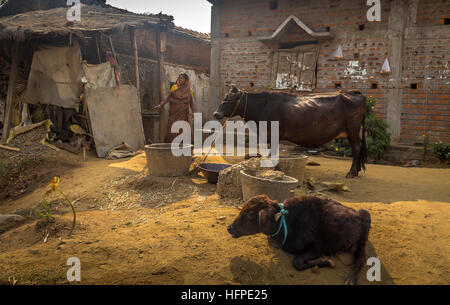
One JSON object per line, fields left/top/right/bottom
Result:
{"left": 330, "top": 139, "right": 352, "bottom": 158}
{"left": 366, "top": 95, "right": 377, "bottom": 115}
{"left": 330, "top": 95, "right": 391, "bottom": 161}
{"left": 432, "top": 142, "right": 450, "bottom": 163}
{"left": 366, "top": 113, "right": 391, "bottom": 161}
{"left": 36, "top": 200, "right": 54, "bottom": 221}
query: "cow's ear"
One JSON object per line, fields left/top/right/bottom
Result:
{"left": 258, "top": 208, "right": 273, "bottom": 234}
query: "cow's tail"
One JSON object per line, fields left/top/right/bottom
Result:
{"left": 358, "top": 115, "right": 368, "bottom": 172}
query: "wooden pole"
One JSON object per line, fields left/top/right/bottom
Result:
{"left": 95, "top": 34, "right": 101, "bottom": 64}
{"left": 1, "top": 41, "right": 19, "bottom": 144}
{"left": 131, "top": 28, "right": 140, "bottom": 96}
{"left": 156, "top": 28, "right": 166, "bottom": 142}
{"left": 100, "top": 32, "right": 118, "bottom": 64}
{"left": 107, "top": 34, "right": 118, "bottom": 65}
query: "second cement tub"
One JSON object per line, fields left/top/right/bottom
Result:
{"left": 240, "top": 170, "right": 298, "bottom": 202}
{"left": 144, "top": 143, "right": 193, "bottom": 177}
{"left": 277, "top": 154, "right": 308, "bottom": 186}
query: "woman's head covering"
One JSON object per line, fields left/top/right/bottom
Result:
{"left": 171, "top": 73, "right": 192, "bottom": 100}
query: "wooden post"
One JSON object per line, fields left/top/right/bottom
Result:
{"left": 156, "top": 28, "right": 166, "bottom": 142}
{"left": 1, "top": 41, "right": 19, "bottom": 144}
{"left": 107, "top": 35, "right": 118, "bottom": 65}
{"left": 101, "top": 32, "right": 118, "bottom": 64}
{"left": 95, "top": 34, "right": 101, "bottom": 64}
{"left": 131, "top": 28, "right": 140, "bottom": 96}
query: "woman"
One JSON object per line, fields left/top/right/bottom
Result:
{"left": 153, "top": 73, "right": 194, "bottom": 143}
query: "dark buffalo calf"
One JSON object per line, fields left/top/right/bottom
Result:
{"left": 227, "top": 195, "right": 371, "bottom": 285}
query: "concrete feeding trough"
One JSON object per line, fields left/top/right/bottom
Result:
{"left": 240, "top": 170, "right": 298, "bottom": 202}
{"left": 144, "top": 143, "right": 193, "bottom": 177}
{"left": 277, "top": 154, "right": 309, "bottom": 186}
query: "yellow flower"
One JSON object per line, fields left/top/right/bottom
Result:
{"left": 46, "top": 176, "right": 60, "bottom": 195}
{"left": 371, "top": 106, "right": 375, "bottom": 109}
{"left": 335, "top": 148, "right": 339, "bottom": 151}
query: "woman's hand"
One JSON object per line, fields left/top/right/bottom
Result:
{"left": 152, "top": 104, "right": 162, "bottom": 111}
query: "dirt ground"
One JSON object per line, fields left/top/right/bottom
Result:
{"left": 0, "top": 150, "right": 449, "bottom": 285}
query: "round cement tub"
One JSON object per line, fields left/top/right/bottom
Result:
{"left": 240, "top": 170, "right": 298, "bottom": 202}
{"left": 144, "top": 143, "right": 193, "bottom": 177}
{"left": 277, "top": 154, "right": 308, "bottom": 186}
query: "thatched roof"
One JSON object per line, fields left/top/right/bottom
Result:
{"left": 0, "top": 3, "right": 175, "bottom": 41}
{"left": 0, "top": 0, "right": 107, "bottom": 17}
{"left": 174, "top": 26, "right": 210, "bottom": 43}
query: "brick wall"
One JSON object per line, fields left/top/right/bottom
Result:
{"left": 219, "top": 0, "right": 390, "bottom": 38}
{"left": 416, "top": 0, "right": 450, "bottom": 26}
{"left": 214, "top": 0, "right": 449, "bottom": 144}
{"left": 165, "top": 31, "right": 211, "bottom": 73}
{"left": 400, "top": 36, "right": 450, "bottom": 143}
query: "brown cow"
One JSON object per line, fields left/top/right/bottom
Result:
{"left": 213, "top": 86, "right": 368, "bottom": 178}
{"left": 227, "top": 195, "right": 371, "bottom": 285}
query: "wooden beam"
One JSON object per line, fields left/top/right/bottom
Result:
{"left": 131, "top": 28, "right": 140, "bottom": 96}
{"left": 1, "top": 41, "right": 19, "bottom": 144}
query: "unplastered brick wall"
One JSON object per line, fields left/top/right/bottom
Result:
{"left": 401, "top": 35, "right": 450, "bottom": 144}
{"left": 219, "top": 0, "right": 390, "bottom": 38}
{"left": 164, "top": 32, "right": 211, "bottom": 73}
{"left": 220, "top": 40, "right": 273, "bottom": 91}
{"left": 219, "top": 0, "right": 390, "bottom": 115}
{"left": 215, "top": 0, "right": 449, "bottom": 144}
{"left": 315, "top": 36, "right": 390, "bottom": 119}
{"left": 400, "top": 0, "right": 450, "bottom": 144}
{"left": 416, "top": 0, "right": 450, "bottom": 26}
{"left": 402, "top": 89, "right": 449, "bottom": 144}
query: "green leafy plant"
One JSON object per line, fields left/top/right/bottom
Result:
{"left": 330, "top": 139, "right": 352, "bottom": 158}
{"left": 36, "top": 200, "right": 54, "bottom": 221}
{"left": 366, "top": 95, "right": 377, "bottom": 115}
{"left": 432, "top": 142, "right": 450, "bottom": 163}
{"left": 330, "top": 96, "right": 391, "bottom": 162}
{"left": 366, "top": 113, "right": 391, "bottom": 161}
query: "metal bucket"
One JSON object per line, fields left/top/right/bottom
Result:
{"left": 144, "top": 143, "right": 193, "bottom": 177}
{"left": 198, "top": 163, "right": 232, "bottom": 184}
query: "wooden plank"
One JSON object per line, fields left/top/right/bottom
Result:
{"left": 1, "top": 41, "right": 19, "bottom": 144}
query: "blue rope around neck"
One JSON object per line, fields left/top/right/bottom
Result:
{"left": 270, "top": 202, "right": 289, "bottom": 247}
